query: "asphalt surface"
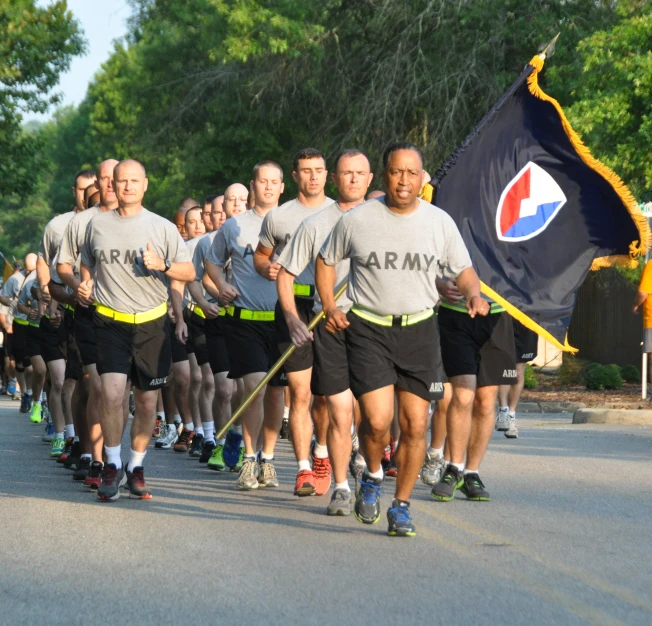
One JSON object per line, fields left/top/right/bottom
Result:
{"left": 1, "top": 396, "right": 652, "bottom": 626}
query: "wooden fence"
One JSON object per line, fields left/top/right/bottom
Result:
{"left": 568, "top": 268, "right": 642, "bottom": 367}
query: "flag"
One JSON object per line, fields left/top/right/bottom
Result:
{"left": 1, "top": 254, "right": 12, "bottom": 285}
{"left": 432, "top": 53, "right": 649, "bottom": 352}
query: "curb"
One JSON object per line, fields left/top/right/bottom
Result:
{"left": 517, "top": 401, "right": 587, "bottom": 414}
{"left": 572, "top": 408, "right": 652, "bottom": 426}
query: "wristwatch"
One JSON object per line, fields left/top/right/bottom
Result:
{"left": 162, "top": 259, "right": 172, "bottom": 273}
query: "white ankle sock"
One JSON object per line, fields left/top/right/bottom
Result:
{"left": 184, "top": 422, "right": 194, "bottom": 432}
{"left": 55, "top": 431, "right": 64, "bottom": 439}
{"left": 203, "top": 422, "right": 215, "bottom": 443}
{"left": 195, "top": 425, "right": 204, "bottom": 437}
{"left": 64, "top": 424, "right": 75, "bottom": 439}
{"left": 298, "top": 459, "right": 311, "bottom": 472}
{"left": 451, "top": 462, "right": 465, "bottom": 472}
{"left": 334, "top": 481, "right": 350, "bottom": 492}
{"left": 128, "top": 448, "right": 146, "bottom": 471}
{"left": 261, "top": 451, "right": 274, "bottom": 461}
{"left": 354, "top": 452, "right": 366, "bottom": 466}
{"left": 80, "top": 453, "right": 92, "bottom": 461}
{"left": 312, "top": 443, "right": 328, "bottom": 459}
{"left": 366, "top": 466, "right": 384, "bottom": 480}
{"left": 105, "top": 444, "right": 122, "bottom": 469}
{"left": 282, "top": 406, "right": 289, "bottom": 420}
{"left": 216, "top": 437, "right": 226, "bottom": 446}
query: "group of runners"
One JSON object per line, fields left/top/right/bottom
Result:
{"left": 2, "top": 141, "right": 538, "bottom": 537}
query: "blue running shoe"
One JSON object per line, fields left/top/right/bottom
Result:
{"left": 387, "top": 500, "right": 416, "bottom": 537}
{"left": 7, "top": 379, "right": 16, "bottom": 396}
{"left": 223, "top": 429, "right": 243, "bottom": 469}
{"left": 42, "top": 421, "right": 55, "bottom": 442}
{"left": 354, "top": 473, "right": 383, "bottom": 524}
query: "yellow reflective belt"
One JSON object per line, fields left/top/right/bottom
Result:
{"left": 65, "top": 304, "right": 75, "bottom": 312}
{"left": 96, "top": 302, "right": 168, "bottom": 324}
{"left": 226, "top": 306, "right": 275, "bottom": 322}
{"left": 439, "top": 301, "right": 505, "bottom": 314}
{"left": 14, "top": 318, "right": 29, "bottom": 326}
{"left": 293, "top": 284, "right": 314, "bottom": 297}
{"left": 351, "top": 305, "right": 434, "bottom": 327}
{"left": 29, "top": 321, "right": 40, "bottom": 328}
{"left": 193, "top": 306, "right": 206, "bottom": 319}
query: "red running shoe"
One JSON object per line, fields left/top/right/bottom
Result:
{"left": 312, "top": 455, "right": 332, "bottom": 495}
{"left": 294, "top": 469, "right": 316, "bottom": 497}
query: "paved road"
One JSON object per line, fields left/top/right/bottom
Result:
{"left": 1, "top": 396, "right": 651, "bottom": 625}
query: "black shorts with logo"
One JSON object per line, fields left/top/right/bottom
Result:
{"left": 225, "top": 314, "right": 286, "bottom": 386}
{"left": 311, "top": 320, "right": 349, "bottom": 397}
{"left": 25, "top": 324, "right": 41, "bottom": 358}
{"left": 186, "top": 308, "right": 209, "bottom": 367}
{"left": 438, "top": 307, "right": 517, "bottom": 388}
{"left": 12, "top": 320, "right": 30, "bottom": 370}
{"left": 63, "top": 307, "right": 82, "bottom": 380}
{"left": 40, "top": 316, "right": 64, "bottom": 363}
{"left": 275, "top": 297, "right": 314, "bottom": 374}
{"left": 74, "top": 304, "right": 98, "bottom": 366}
{"left": 345, "top": 312, "right": 445, "bottom": 402}
{"left": 513, "top": 319, "right": 538, "bottom": 363}
{"left": 205, "top": 315, "right": 230, "bottom": 375}
{"left": 94, "top": 310, "right": 172, "bottom": 390}
{"left": 170, "top": 320, "right": 189, "bottom": 364}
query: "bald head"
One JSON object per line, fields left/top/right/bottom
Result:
{"left": 223, "top": 183, "right": 248, "bottom": 219}
{"left": 114, "top": 159, "right": 146, "bottom": 179}
{"left": 97, "top": 158, "right": 119, "bottom": 209}
{"left": 113, "top": 160, "right": 148, "bottom": 210}
{"left": 24, "top": 253, "right": 37, "bottom": 272}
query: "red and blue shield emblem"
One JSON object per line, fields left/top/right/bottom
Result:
{"left": 496, "top": 162, "right": 567, "bottom": 242}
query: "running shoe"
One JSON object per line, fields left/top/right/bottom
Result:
{"left": 431, "top": 465, "right": 464, "bottom": 502}
{"left": 12, "top": 391, "right": 21, "bottom": 401}
{"left": 0, "top": 386, "right": 5, "bottom": 395}
{"left": 385, "top": 457, "right": 398, "bottom": 478}
{"left": 257, "top": 459, "right": 279, "bottom": 488}
{"left": 495, "top": 407, "right": 509, "bottom": 431}
{"left": 351, "top": 430, "right": 359, "bottom": 453}
{"left": 97, "top": 464, "right": 126, "bottom": 501}
{"left": 460, "top": 472, "right": 491, "bottom": 501}
{"left": 42, "top": 421, "right": 55, "bottom": 443}
{"left": 63, "top": 441, "right": 81, "bottom": 469}
{"left": 189, "top": 433, "right": 204, "bottom": 457}
{"left": 29, "top": 403, "right": 42, "bottom": 423}
{"left": 207, "top": 444, "right": 226, "bottom": 471}
{"left": 381, "top": 438, "right": 395, "bottom": 472}
{"left": 126, "top": 465, "right": 152, "bottom": 499}
{"left": 199, "top": 440, "right": 216, "bottom": 463}
{"left": 155, "top": 424, "right": 178, "bottom": 449}
{"left": 231, "top": 446, "right": 245, "bottom": 472}
{"left": 6, "top": 379, "right": 16, "bottom": 396}
{"left": 327, "top": 488, "right": 352, "bottom": 516}
{"left": 294, "top": 469, "right": 316, "bottom": 497}
{"left": 312, "top": 454, "right": 332, "bottom": 495}
{"left": 19, "top": 394, "right": 29, "bottom": 413}
{"left": 174, "top": 420, "right": 182, "bottom": 435}
{"left": 42, "top": 400, "right": 50, "bottom": 422}
{"left": 354, "top": 474, "right": 383, "bottom": 524}
{"left": 128, "top": 391, "right": 135, "bottom": 416}
{"left": 421, "top": 451, "right": 446, "bottom": 486}
{"left": 50, "top": 437, "right": 66, "bottom": 457}
{"left": 505, "top": 414, "right": 519, "bottom": 439}
{"left": 56, "top": 437, "right": 74, "bottom": 463}
{"left": 72, "top": 457, "right": 91, "bottom": 481}
{"left": 83, "top": 461, "right": 103, "bottom": 490}
{"left": 279, "top": 419, "right": 289, "bottom": 440}
{"left": 173, "top": 429, "right": 194, "bottom": 453}
{"left": 349, "top": 454, "right": 366, "bottom": 483}
{"left": 387, "top": 500, "right": 416, "bottom": 537}
{"left": 152, "top": 416, "right": 163, "bottom": 438}
{"left": 236, "top": 457, "right": 259, "bottom": 490}
{"left": 223, "top": 430, "right": 243, "bottom": 468}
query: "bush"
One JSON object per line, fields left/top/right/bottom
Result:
{"left": 558, "top": 355, "right": 588, "bottom": 386}
{"left": 523, "top": 364, "right": 538, "bottom": 389}
{"left": 604, "top": 364, "right": 623, "bottom": 390}
{"left": 620, "top": 364, "right": 641, "bottom": 384}
{"left": 584, "top": 364, "right": 623, "bottom": 390}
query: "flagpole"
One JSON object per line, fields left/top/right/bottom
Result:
{"left": 214, "top": 282, "right": 348, "bottom": 441}
{"left": 432, "top": 34, "right": 560, "bottom": 189}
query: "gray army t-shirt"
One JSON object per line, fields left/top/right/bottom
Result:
{"left": 192, "top": 231, "right": 219, "bottom": 305}
{"left": 183, "top": 235, "right": 203, "bottom": 307}
{"left": 258, "top": 197, "right": 333, "bottom": 288}
{"left": 278, "top": 202, "right": 353, "bottom": 313}
{"left": 81, "top": 208, "right": 190, "bottom": 314}
{"left": 19, "top": 273, "right": 40, "bottom": 324}
{"left": 2, "top": 271, "right": 28, "bottom": 321}
{"left": 39, "top": 211, "right": 76, "bottom": 284}
{"left": 208, "top": 208, "right": 278, "bottom": 312}
{"left": 320, "top": 198, "right": 473, "bottom": 316}
{"left": 58, "top": 205, "right": 103, "bottom": 268}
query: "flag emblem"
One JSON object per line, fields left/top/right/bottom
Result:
{"left": 496, "top": 162, "right": 567, "bottom": 242}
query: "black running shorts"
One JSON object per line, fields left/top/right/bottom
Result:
{"left": 74, "top": 304, "right": 98, "bottom": 366}
{"left": 345, "top": 312, "right": 445, "bottom": 402}
{"left": 311, "top": 320, "right": 349, "bottom": 397}
{"left": 40, "top": 316, "right": 64, "bottom": 363}
{"left": 225, "top": 314, "right": 286, "bottom": 386}
{"left": 275, "top": 297, "right": 314, "bottom": 373}
{"left": 205, "top": 315, "right": 230, "bottom": 375}
{"left": 513, "top": 319, "right": 538, "bottom": 363}
{"left": 438, "top": 307, "right": 517, "bottom": 388}
{"left": 181, "top": 309, "right": 195, "bottom": 355}
{"left": 4, "top": 332, "right": 13, "bottom": 359}
{"left": 25, "top": 324, "right": 41, "bottom": 358}
{"left": 170, "top": 320, "right": 189, "bottom": 364}
{"left": 11, "top": 320, "right": 30, "bottom": 371}
{"left": 63, "top": 308, "right": 82, "bottom": 380}
{"left": 187, "top": 309, "right": 209, "bottom": 367}
{"left": 94, "top": 310, "right": 171, "bottom": 390}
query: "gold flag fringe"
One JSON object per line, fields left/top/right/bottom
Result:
{"left": 526, "top": 55, "right": 650, "bottom": 272}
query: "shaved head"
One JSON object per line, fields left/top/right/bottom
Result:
{"left": 114, "top": 159, "right": 146, "bottom": 179}
{"left": 24, "top": 253, "right": 37, "bottom": 272}
{"left": 97, "top": 158, "right": 119, "bottom": 180}
{"left": 223, "top": 183, "right": 249, "bottom": 219}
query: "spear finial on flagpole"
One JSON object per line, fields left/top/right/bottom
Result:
{"left": 539, "top": 33, "right": 560, "bottom": 61}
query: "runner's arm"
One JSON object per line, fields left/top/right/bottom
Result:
{"left": 169, "top": 280, "right": 185, "bottom": 322}
{"left": 253, "top": 243, "right": 281, "bottom": 281}
{"left": 201, "top": 273, "right": 220, "bottom": 301}
{"left": 277, "top": 268, "right": 299, "bottom": 319}
{"left": 56, "top": 262, "right": 81, "bottom": 292}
